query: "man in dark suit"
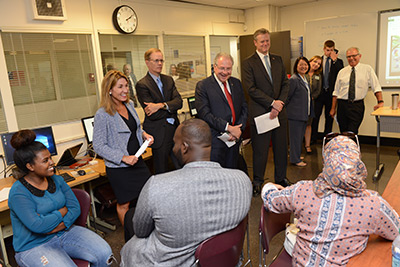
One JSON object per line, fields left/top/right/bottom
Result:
{"left": 136, "top": 48, "right": 183, "bottom": 174}
{"left": 195, "top": 53, "right": 248, "bottom": 169}
{"left": 242, "top": 28, "right": 291, "bottom": 196}
{"left": 311, "top": 40, "right": 343, "bottom": 142}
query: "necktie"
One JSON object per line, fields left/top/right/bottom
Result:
{"left": 264, "top": 55, "right": 273, "bottom": 83}
{"left": 156, "top": 77, "right": 164, "bottom": 99}
{"left": 223, "top": 81, "right": 236, "bottom": 125}
{"left": 323, "top": 57, "right": 330, "bottom": 90}
{"left": 348, "top": 67, "right": 356, "bottom": 101}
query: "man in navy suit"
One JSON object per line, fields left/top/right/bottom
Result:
{"left": 242, "top": 28, "right": 291, "bottom": 196}
{"left": 195, "top": 53, "right": 247, "bottom": 169}
{"left": 136, "top": 48, "right": 183, "bottom": 174}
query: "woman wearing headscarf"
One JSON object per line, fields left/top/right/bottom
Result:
{"left": 261, "top": 135, "right": 400, "bottom": 266}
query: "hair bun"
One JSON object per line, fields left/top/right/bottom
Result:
{"left": 10, "top": 130, "right": 37, "bottom": 150}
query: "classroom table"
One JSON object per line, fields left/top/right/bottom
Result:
{"left": 348, "top": 160, "right": 400, "bottom": 266}
{"left": 370, "top": 107, "right": 400, "bottom": 181}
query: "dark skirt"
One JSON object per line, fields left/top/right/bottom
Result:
{"left": 106, "top": 158, "right": 151, "bottom": 204}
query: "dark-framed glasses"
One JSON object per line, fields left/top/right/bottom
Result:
{"left": 346, "top": 54, "right": 359, "bottom": 59}
{"left": 323, "top": 131, "right": 359, "bottom": 150}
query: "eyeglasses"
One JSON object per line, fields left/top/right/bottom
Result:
{"left": 346, "top": 54, "right": 359, "bottom": 59}
{"left": 323, "top": 131, "right": 359, "bottom": 150}
{"left": 215, "top": 65, "right": 232, "bottom": 72}
{"left": 150, "top": 59, "right": 164, "bottom": 64}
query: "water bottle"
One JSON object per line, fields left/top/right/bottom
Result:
{"left": 392, "top": 234, "right": 400, "bottom": 266}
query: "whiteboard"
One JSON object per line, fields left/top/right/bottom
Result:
{"left": 304, "top": 13, "right": 378, "bottom": 69}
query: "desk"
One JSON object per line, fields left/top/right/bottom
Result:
{"left": 348, "top": 160, "right": 400, "bottom": 266}
{"left": 371, "top": 107, "right": 400, "bottom": 181}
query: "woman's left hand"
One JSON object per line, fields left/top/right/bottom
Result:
{"left": 143, "top": 132, "right": 154, "bottom": 146}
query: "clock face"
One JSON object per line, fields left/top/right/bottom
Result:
{"left": 112, "top": 5, "right": 138, "bottom": 34}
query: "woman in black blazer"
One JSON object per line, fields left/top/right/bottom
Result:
{"left": 286, "top": 57, "right": 312, "bottom": 167}
{"left": 304, "top": 56, "right": 322, "bottom": 154}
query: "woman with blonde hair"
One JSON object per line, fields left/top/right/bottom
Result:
{"left": 305, "top": 55, "right": 323, "bottom": 153}
{"left": 93, "top": 70, "right": 153, "bottom": 225}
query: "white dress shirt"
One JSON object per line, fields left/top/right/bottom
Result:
{"left": 333, "top": 63, "right": 382, "bottom": 100}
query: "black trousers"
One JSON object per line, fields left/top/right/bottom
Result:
{"left": 251, "top": 117, "right": 288, "bottom": 185}
{"left": 337, "top": 99, "right": 365, "bottom": 134}
{"left": 152, "top": 123, "right": 180, "bottom": 174}
{"left": 312, "top": 90, "right": 333, "bottom": 140}
{"left": 210, "top": 137, "right": 241, "bottom": 169}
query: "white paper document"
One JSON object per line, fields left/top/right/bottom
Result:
{"left": 135, "top": 139, "right": 151, "bottom": 158}
{"left": 0, "top": 187, "right": 11, "bottom": 202}
{"left": 217, "top": 132, "right": 236, "bottom": 148}
{"left": 254, "top": 112, "right": 280, "bottom": 134}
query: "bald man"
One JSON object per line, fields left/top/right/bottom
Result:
{"left": 121, "top": 119, "right": 252, "bottom": 266}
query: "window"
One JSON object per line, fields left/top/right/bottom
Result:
{"left": 99, "top": 34, "right": 158, "bottom": 83}
{"left": 163, "top": 35, "right": 207, "bottom": 98}
{"left": 2, "top": 32, "right": 98, "bottom": 128}
{"left": 0, "top": 97, "right": 7, "bottom": 133}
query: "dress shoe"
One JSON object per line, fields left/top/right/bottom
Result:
{"left": 276, "top": 178, "right": 292, "bottom": 187}
{"left": 253, "top": 184, "right": 261, "bottom": 197}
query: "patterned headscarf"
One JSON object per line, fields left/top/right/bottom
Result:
{"left": 313, "top": 135, "right": 368, "bottom": 198}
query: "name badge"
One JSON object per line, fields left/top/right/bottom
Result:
{"left": 315, "top": 76, "right": 320, "bottom": 80}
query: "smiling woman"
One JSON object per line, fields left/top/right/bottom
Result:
{"left": 8, "top": 129, "right": 113, "bottom": 267}
{"left": 285, "top": 57, "right": 313, "bottom": 167}
{"left": 93, "top": 70, "right": 153, "bottom": 226}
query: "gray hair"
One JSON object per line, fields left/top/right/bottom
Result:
{"left": 346, "top": 47, "right": 360, "bottom": 54}
{"left": 213, "top": 52, "right": 234, "bottom": 66}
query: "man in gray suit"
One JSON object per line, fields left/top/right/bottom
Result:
{"left": 242, "top": 28, "right": 291, "bottom": 196}
{"left": 120, "top": 118, "right": 252, "bottom": 267}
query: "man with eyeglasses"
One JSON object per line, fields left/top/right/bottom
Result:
{"left": 136, "top": 48, "right": 183, "bottom": 174}
{"left": 195, "top": 53, "right": 248, "bottom": 169}
{"left": 330, "top": 47, "right": 383, "bottom": 134}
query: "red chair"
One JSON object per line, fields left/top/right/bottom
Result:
{"left": 259, "top": 206, "right": 292, "bottom": 267}
{"left": 194, "top": 215, "right": 251, "bottom": 267}
{"left": 72, "top": 188, "right": 91, "bottom": 267}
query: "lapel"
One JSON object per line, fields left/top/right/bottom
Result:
{"left": 146, "top": 72, "right": 164, "bottom": 100}
{"left": 113, "top": 107, "right": 130, "bottom": 134}
{"left": 253, "top": 53, "right": 273, "bottom": 86}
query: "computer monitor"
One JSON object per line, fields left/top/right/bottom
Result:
{"left": 187, "top": 96, "right": 197, "bottom": 117}
{"left": 81, "top": 116, "right": 94, "bottom": 144}
{"left": 1, "top": 126, "right": 58, "bottom": 166}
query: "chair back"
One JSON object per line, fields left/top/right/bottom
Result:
{"left": 194, "top": 215, "right": 248, "bottom": 267}
{"left": 259, "top": 206, "right": 291, "bottom": 254}
{"left": 71, "top": 188, "right": 91, "bottom": 227}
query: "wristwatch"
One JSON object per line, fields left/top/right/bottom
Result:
{"left": 378, "top": 100, "right": 384, "bottom": 104}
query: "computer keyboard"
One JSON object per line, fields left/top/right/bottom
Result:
{"left": 60, "top": 172, "right": 76, "bottom": 183}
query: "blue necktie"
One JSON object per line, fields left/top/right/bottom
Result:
{"left": 156, "top": 77, "right": 164, "bottom": 98}
{"left": 323, "top": 57, "right": 330, "bottom": 90}
{"left": 156, "top": 77, "right": 174, "bottom": 125}
{"left": 264, "top": 55, "right": 273, "bottom": 83}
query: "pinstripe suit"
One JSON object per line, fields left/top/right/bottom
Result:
{"left": 120, "top": 161, "right": 252, "bottom": 267}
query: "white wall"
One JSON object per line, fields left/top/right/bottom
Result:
{"left": 0, "top": 0, "right": 245, "bottom": 170}
{"left": 279, "top": 0, "right": 400, "bottom": 138}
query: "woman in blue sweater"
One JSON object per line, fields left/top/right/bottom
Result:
{"left": 8, "top": 130, "right": 113, "bottom": 267}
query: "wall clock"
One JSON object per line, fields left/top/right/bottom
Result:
{"left": 112, "top": 5, "right": 138, "bottom": 34}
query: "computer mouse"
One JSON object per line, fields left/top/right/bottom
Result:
{"left": 77, "top": 170, "right": 86, "bottom": 176}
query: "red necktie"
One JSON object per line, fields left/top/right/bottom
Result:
{"left": 223, "top": 81, "right": 236, "bottom": 125}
